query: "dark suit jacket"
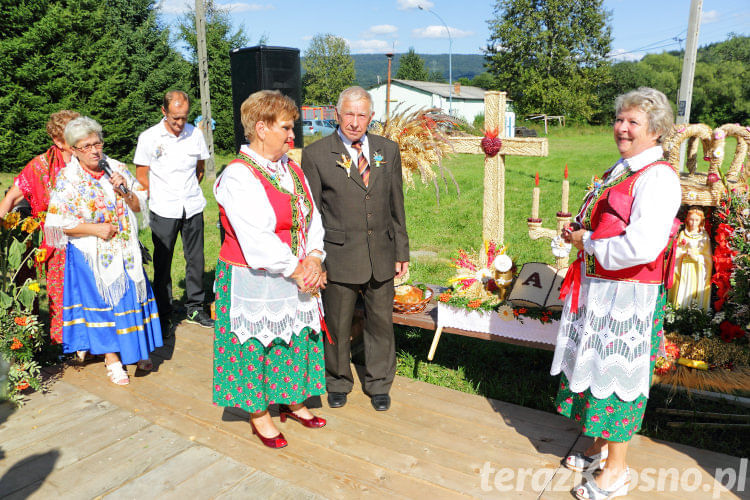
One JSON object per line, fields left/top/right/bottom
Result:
{"left": 302, "top": 131, "right": 409, "bottom": 284}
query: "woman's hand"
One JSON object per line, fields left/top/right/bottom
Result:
{"left": 109, "top": 172, "right": 128, "bottom": 193}
{"left": 110, "top": 173, "right": 140, "bottom": 211}
{"left": 94, "top": 222, "right": 118, "bottom": 241}
{"left": 569, "top": 229, "right": 587, "bottom": 251}
{"left": 291, "top": 257, "right": 327, "bottom": 294}
{"left": 300, "top": 255, "right": 323, "bottom": 286}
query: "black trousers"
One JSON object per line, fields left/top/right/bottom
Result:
{"left": 322, "top": 276, "right": 396, "bottom": 396}
{"left": 150, "top": 210, "right": 206, "bottom": 318}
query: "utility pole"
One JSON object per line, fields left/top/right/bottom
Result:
{"left": 195, "top": 0, "right": 215, "bottom": 179}
{"left": 675, "top": 0, "right": 702, "bottom": 171}
{"left": 386, "top": 52, "right": 394, "bottom": 124}
{"left": 676, "top": 0, "right": 702, "bottom": 126}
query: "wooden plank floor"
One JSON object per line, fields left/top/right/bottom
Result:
{"left": 1, "top": 322, "right": 746, "bottom": 499}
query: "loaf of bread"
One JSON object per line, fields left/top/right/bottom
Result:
{"left": 394, "top": 285, "right": 424, "bottom": 304}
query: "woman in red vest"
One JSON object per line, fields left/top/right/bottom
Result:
{"left": 213, "top": 90, "right": 327, "bottom": 449}
{"left": 552, "top": 87, "right": 681, "bottom": 500}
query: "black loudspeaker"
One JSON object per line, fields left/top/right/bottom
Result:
{"left": 229, "top": 45, "right": 303, "bottom": 153}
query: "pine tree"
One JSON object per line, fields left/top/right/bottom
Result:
{"left": 484, "top": 0, "right": 612, "bottom": 121}
{"left": 396, "top": 48, "right": 430, "bottom": 81}
{"left": 0, "top": 0, "right": 191, "bottom": 168}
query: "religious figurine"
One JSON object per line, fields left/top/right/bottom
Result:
{"left": 669, "top": 207, "right": 713, "bottom": 311}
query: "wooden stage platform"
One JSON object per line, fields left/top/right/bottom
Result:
{"left": 0, "top": 323, "right": 746, "bottom": 498}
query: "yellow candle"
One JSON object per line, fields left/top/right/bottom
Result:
{"left": 561, "top": 164, "right": 570, "bottom": 213}
{"left": 531, "top": 172, "right": 540, "bottom": 219}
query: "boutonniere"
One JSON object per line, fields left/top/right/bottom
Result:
{"left": 585, "top": 175, "right": 603, "bottom": 198}
{"left": 336, "top": 153, "right": 352, "bottom": 177}
{"left": 373, "top": 151, "right": 386, "bottom": 168}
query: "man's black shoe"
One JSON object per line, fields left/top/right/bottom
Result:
{"left": 161, "top": 317, "right": 174, "bottom": 339}
{"left": 327, "top": 392, "right": 347, "bottom": 408}
{"left": 185, "top": 309, "right": 214, "bottom": 328}
{"left": 370, "top": 394, "right": 390, "bottom": 411}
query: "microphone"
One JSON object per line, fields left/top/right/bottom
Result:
{"left": 98, "top": 158, "right": 130, "bottom": 195}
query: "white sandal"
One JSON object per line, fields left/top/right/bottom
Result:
{"left": 564, "top": 449, "right": 608, "bottom": 472}
{"left": 106, "top": 361, "right": 129, "bottom": 386}
{"left": 574, "top": 467, "right": 630, "bottom": 500}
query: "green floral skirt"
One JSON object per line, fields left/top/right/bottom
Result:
{"left": 554, "top": 287, "right": 666, "bottom": 442}
{"left": 212, "top": 260, "right": 326, "bottom": 413}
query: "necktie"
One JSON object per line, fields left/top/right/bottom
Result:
{"left": 351, "top": 140, "right": 369, "bottom": 187}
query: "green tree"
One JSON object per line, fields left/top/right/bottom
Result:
{"left": 396, "top": 48, "right": 430, "bottom": 81}
{"left": 484, "top": 0, "right": 612, "bottom": 122}
{"left": 302, "top": 34, "right": 355, "bottom": 105}
{"left": 428, "top": 70, "right": 447, "bottom": 83}
{"left": 0, "top": 0, "right": 191, "bottom": 168}
{"left": 601, "top": 36, "right": 749, "bottom": 126}
{"left": 471, "top": 72, "right": 497, "bottom": 90}
{"left": 177, "top": 0, "right": 249, "bottom": 153}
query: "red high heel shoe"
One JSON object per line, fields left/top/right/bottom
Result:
{"left": 279, "top": 405, "right": 326, "bottom": 428}
{"left": 249, "top": 418, "right": 288, "bottom": 449}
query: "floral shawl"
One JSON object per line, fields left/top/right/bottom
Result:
{"left": 44, "top": 155, "right": 149, "bottom": 306}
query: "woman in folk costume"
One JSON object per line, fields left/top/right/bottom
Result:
{"left": 669, "top": 207, "right": 712, "bottom": 311}
{"left": 0, "top": 110, "right": 80, "bottom": 344}
{"left": 552, "top": 87, "right": 681, "bottom": 500}
{"left": 213, "top": 90, "right": 328, "bottom": 449}
{"left": 45, "top": 117, "right": 162, "bottom": 386}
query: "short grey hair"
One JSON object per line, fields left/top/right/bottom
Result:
{"left": 64, "top": 116, "right": 103, "bottom": 147}
{"left": 336, "top": 86, "right": 373, "bottom": 114}
{"left": 615, "top": 87, "right": 674, "bottom": 142}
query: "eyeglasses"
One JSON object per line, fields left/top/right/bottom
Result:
{"left": 74, "top": 141, "right": 104, "bottom": 153}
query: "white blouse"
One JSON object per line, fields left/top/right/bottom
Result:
{"left": 214, "top": 146, "right": 325, "bottom": 276}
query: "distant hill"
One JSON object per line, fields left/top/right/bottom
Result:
{"left": 301, "top": 53, "right": 487, "bottom": 90}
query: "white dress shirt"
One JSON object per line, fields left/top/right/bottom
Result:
{"left": 133, "top": 120, "right": 209, "bottom": 219}
{"left": 337, "top": 128, "right": 370, "bottom": 163}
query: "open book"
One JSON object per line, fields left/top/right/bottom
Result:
{"left": 508, "top": 262, "right": 567, "bottom": 310}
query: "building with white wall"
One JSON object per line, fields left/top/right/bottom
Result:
{"left": 368, "top": 79, "right": 486, "bottom": 125}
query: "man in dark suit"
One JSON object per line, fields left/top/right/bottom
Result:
{"left": 302, "top": 86, "right": 409, "bottom": 411}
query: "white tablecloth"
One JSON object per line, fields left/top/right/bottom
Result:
{"left": 436, "top": 303, "right": 559, "bottom": 346}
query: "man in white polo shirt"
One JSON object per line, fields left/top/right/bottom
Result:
{"left": 134, "top": 90, "right": 213, "bottom": 332}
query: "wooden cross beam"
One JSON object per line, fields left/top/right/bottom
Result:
{"left": 447, "top": 91, "right": 548, "bottom": 264}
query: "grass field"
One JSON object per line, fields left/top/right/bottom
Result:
{"left": 2, "top": 126, "right": 745, "bottom": 457}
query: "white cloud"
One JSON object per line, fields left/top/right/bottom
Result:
{"left": 412, "top": 25, "right": 473, "bottom": 39}
{"left": 397, "top": 0, "right": 433, "bottom": 10}
{"left": 219, "top": 3, "right": 275, "bottom": 12}
{"left": 701, "top": 10, "right": 720, "bottom": 24}
{"left": 157, "top": 0, "right": 190, "bottom": 15}
{"left": 365, "top": 24, "right": 398, "bottom": 37}
{"left": 157, "top": 0, "right": 273, "bottom": 15}
{"left": 348, "top": 39, "right": 397, "bottom": 54}
{"left": 608, "top": 48, "right": 643, "bottom": 62}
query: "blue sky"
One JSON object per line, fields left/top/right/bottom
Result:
{"left": 158, "top": 0, "right": 748, "bottom": 61}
